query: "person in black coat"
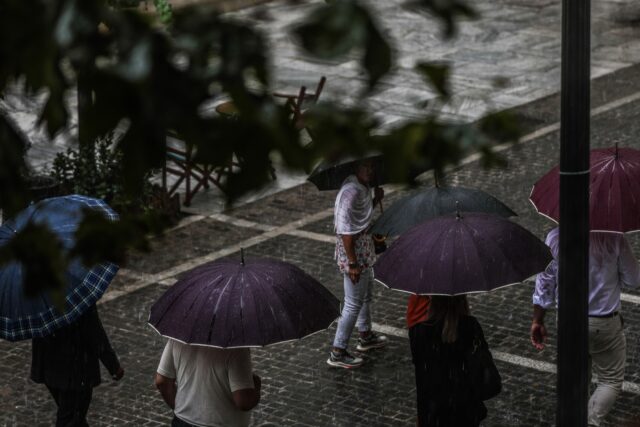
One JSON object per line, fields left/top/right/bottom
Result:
{"left": 409, "top": 295, "right": 499, "bottom": 427}
{"left": 31, "top": 304, "right": 124, "bottom": 427}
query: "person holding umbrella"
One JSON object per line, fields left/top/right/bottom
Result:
{"left": 529, "top": 145, "right": 640, "bottom": 426}
{"left": 327, "top": 159, "right": 388, "bottom": 368}
{"left": 409, "top": 295, "right": 494, "bottom": 426}
{"left": 155, "top": 341, "right": 261, "bottom": 427}
{"left": 0, "top": 195, "right": 125, "bottom": 426}
{"left": 31, "top": 304, "right": 124, "bottom": 427}
{"left": 149, "top": 254, "right": 341, "bottom": 425}
{"left": 531, "top": 228, "right": 640, "bottom": 426}
{"left": 374, "top": 211, "right": 552, "bottom": 425}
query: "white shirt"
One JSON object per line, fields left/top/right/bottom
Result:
{"left": 157, "top": 340, "right": 255, "bottom": 427}
{"left": 334, "top": 175, "right": 373, "bottom": 235}
{"left": 533, "top": 227, "right": 640, "bottom": 316}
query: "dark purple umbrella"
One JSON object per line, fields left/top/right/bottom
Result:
{"left": 373, "top": 212, "right": 552, "bottom": 295}
{"left": 148, "top": 255, "right": 339, "bottom": 348}
{"left": 530, "top": 146, "right": 640, "bottom": 233}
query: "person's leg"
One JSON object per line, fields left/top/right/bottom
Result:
{"left": 76, "top": 388, "right": 93, "bottom": 427}
{"left": 332, "top": 273, "right": 368, "bottom": 350}
{"left": 355, "top": 269, "right": 373, "bottom": 334}
{"left": 354, "top": 269, "right": 387, "bottom": 351}
{"left": 587, "top": 315, "right": 626, "bottom": 426}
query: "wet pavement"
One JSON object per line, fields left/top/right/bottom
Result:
{"left": 4, "top": 59, "right": 640, "bottom": 425}
{"left": 4, "top": 0, "right": 640, "bottom": 425}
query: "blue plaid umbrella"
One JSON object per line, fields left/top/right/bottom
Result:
{"left": 0, "top": 195, "right": 119, "bottom": 341}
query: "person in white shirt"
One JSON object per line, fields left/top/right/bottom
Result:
{"left": 532, "top": 227, "right": 640, "bottom": 426}
{"left": 155, "top": 339, "right": 261, "bottom": 427}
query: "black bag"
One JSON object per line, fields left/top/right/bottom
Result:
{"left": 466, "top": 328, "right": 502, "bottom": 401}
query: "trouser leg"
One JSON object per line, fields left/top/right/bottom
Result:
{"left": 355, "top": 270, "right": 373, "bottom": 333}
{"left": 46, "top": 386, "right": 92, "bottom": 427}
{"left": 332, "top": 272, "right": 369, "bottom": 350}
{"left": 587, "top": 316, "right": 626, "bottom": 426}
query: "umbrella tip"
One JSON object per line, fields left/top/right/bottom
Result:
{"left": 241, "top": 248, "right": 245, "bottom": 266}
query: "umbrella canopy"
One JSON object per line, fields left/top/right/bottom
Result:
{"left": 149, "top": 256, "right": 340, "bottom": 348}
{"left": 373, "top": 212, "right": 552, "bottom": 295}
{"left": 530, "top": 146, "right": 640, "bottom": 233}
{"left": 0, "top": 195, "right": 119, "bottom": 341}
{"left": 370, "top": 186, "right": 516, "bottom": 236}
{"left": 307, "top": 153, "right": 387, "bottom": 191}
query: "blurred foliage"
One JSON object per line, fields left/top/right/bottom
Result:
{"left": 0, "top": 0, "right": 522, "bottom": 300}
{"left": 153, "top": 0, "right": 173, "bottom": 25}
{"left": 0, "top": 222, "right": 67, "bottom": 310}
{"left": 50, "top": 132, "right": 156, "bottom": 214}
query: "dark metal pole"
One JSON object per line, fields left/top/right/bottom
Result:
{"left": 557, "top": 0, "right": 590, "bottom": 424}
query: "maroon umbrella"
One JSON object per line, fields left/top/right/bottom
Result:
{"left": 149, "top": 255, "right": 339, "bottom": 348}
{"left": 530, "top": 146, "right": 640, "bottom": 233}
{"left": 373, "top": 212, "right": 552, "bottom": 295}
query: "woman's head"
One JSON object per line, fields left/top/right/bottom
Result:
{"left": 429, "top": 295, "right": 470, "bottom": 343}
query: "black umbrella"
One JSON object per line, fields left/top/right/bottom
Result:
{"left": 370, "top": 185, "right": 516, "bottom": 236}
{"left": 307, "top": 154, "right": 386, "bottom": 191}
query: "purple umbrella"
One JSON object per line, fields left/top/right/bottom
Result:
{"left": 373, "top": 212, "right": 552, "bottom": 295}
{"left": 530, "top": 146, "right": 640, "bottom": 233}
{"left": 149, "top": 255, "right": 339, "bottom": 348}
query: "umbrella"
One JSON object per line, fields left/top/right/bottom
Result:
{"left": 370, "top": 185, "right": 516, "bottom": 236}
{"left": 373, "top": 212, "right": 552, "bottom": 295}
{"left": 148, "top": 255, "right": 340, "bottom": 348}
{"left": 307, "top": 153, "right": 387, "bottom": 191}
{"left": 0, "top": 195, "right": 119, "bottom": 341}
{"left": 530, "top": 146, "right": 640, "bottom": 233}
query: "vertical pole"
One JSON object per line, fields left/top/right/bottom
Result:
{"left": 557, "top": 0, "right": 590, "bottom": 424}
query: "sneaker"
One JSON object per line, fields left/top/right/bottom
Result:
{"left": 327, "top": 350, "right": 364, "bottom": 369}
{"left": 356, "top": 332, "right": 388, "bottom": 352}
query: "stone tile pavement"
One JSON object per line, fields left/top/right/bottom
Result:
{"left": 4, "top": 60, "right": 640, "bottom": 426}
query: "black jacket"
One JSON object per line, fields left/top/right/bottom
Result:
{"left": 409, "top": 315, "right": 489, "bottom": 427}
{"left": 31, "top": 305, "right": 120, "bottom": 390}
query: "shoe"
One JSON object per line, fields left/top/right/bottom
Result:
{"left": 356, "top": 332, "right": 388, "bottom": 352}
{"left": 327, "top": 350, "right": 364, "bottom": 369}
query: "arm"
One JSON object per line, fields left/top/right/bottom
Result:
{"left": 232, "top": 375, "right": 261, "bottom": 411}
{"left": 229, "top": 350, "right": 261, "bottom": 412}
{"left": 155, "top": 373, "right": 177, "bottom": 410}
{"left": 86, "top": 306, "right": 122, "bottom": 379}
{"left": 531, "top": 230, "right": 558, "bottom": 350}
{"left": 341, "top": 234, "right": 361, "bottom": 284}
{"left": 618, "top": 237, "right": 640, "bottom": 288}
{"left": 531, "top": 304, "right": 548, "bottom": 350}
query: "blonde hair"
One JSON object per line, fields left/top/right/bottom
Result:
{"left": 429, "top": 295, "right": 470, "bottom": 343}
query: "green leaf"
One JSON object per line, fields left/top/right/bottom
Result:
{"left": 0, "top": 114, "right": 29, "bottom": 218}
{"left": 416, "top": 62, "right": 450, "bottom": 99}
{"left": 363, "top": 22, "right": 392, "bottom": 90}
{"left": 479, "top": 110, "right": 522, "bottom": 144}
{"left": 406, "top": 0, "right": 478, "bottom": 38}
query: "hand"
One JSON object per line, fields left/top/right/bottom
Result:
{"left": 530, "top": 321, "right": 547, "bottom": 350}
{"left": 112, "top": 366, "right": 124, "bottom": 381}
{"left": 253, "top": 374, "right": 262, "bottom": 391}
{"left": 348, "top": 265, "right": 361, "bottom": 284}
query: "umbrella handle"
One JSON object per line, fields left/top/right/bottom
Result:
{"left": 374, "top": 185, "right": 384, "bottom": 213}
